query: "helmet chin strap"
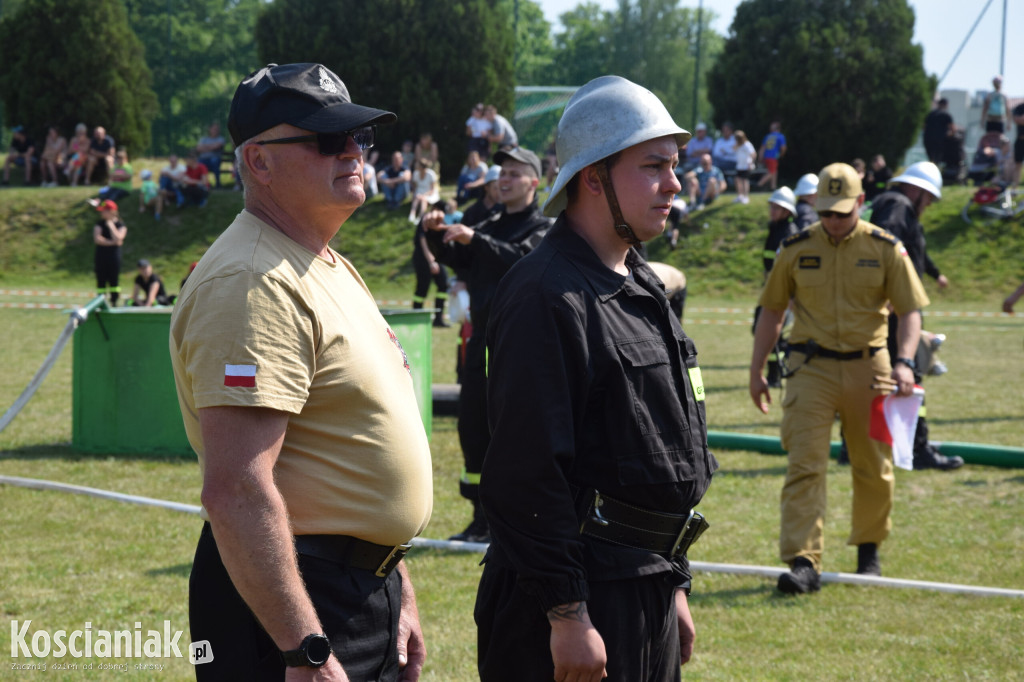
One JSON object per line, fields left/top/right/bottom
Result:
{"left": 595, "top": 160, "right": 640, "bottom": 246}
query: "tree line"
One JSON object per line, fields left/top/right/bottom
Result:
{"left": 0, "top": 0, "right": 932, "bottom": 183}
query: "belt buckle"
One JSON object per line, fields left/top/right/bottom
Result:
{"left": 375, "top": 542, "right": 412, "bottom": 578}
{"left": 670, "top": 510, "right": 709, "bottom": 557}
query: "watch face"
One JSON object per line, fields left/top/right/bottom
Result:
{"left": 306, "top": 635, "right": 332, "bottom": 666}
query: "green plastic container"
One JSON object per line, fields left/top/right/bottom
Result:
{"left": 72, "top": 307, "right": 433, "bottom": 455}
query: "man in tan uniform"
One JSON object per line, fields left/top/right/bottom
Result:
{"left": 749, "top": 163, "right": 928, "bottom": 594}
{"left": 171, "top": 63, "right": 432, "bottom": 680}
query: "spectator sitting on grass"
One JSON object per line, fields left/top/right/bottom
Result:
{"left": 378, "top": 150, "right": 411, "bottom": 208}
{"left": 130, "top": 259, "right": 175, "bottom": 306}
{"left": 685, "top": 153, "right": 727, "bottom": 210}
{"left": 39, "top": 125, "right": 68, "bottom": 188}
{"left": 455, "top": 150, "right": 488, "bottom": 205}
{"left": 83, "top": 126, "right": 116, "bottom": 186}
{"left": 180, "top": 150, "right": 211, "bottom": 207}
{"left": 2, "top": 126, "right": 36, "bottom": 186}
{"left": 362, "top": 147, "right": 378, "bottom": 197}
{"left": 65, "top": 123, "right": 90, "bottom": 186}
{"left": 96, "top": 148, "right": 133, "bottom": 202}
{"left": 138, "top": 169, "right": 161, "bottom": 219}
{"left": 712, "top": 121, "right": 738, "bottom": 172}
{"left": 196, "top": 122, "right": 226, "bottom": 188}
{"left": 158, "top": 153, "right": 188, "bottom": 208}
{"left": 681, "top": 122, "right": 713, "bottom": 173}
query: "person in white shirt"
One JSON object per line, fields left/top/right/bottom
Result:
{"left": 732, "top": 130, "right": 757, "bottom": 204}
{"left": 712, "top": 121, "right": 737, "bottom": 173}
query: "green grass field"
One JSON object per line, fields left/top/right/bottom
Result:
{"left": 2, "top": 176, "right": 1023, "bottom": 680}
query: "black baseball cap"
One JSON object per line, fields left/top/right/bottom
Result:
{"left": 228, "top": 63, "right": 397, "bottom": 146}
{"left": 493, "top": 147, "right": 542, "bottom": 178}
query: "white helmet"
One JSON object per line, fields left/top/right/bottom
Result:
{"left": 543, "top": 76, "right": 690, "bottom": 218}
{"left": 891, "top": 161, "right": 942, "bottom": 199}
{"left": 794, "top": 173, "right": 818, "bottom": 197}
{"left": 769, "top": 187, "right": 797, "bottom": 215}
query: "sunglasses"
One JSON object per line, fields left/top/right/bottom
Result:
{"left": 818, "top": 209, "right": 854, "bottom": 219}
{"left": 256, "top": 125, "right": 375, "bottom": 154}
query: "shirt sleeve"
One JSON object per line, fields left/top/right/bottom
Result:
{"left": 482, "top": 279, "right": 591, "bottom": 613}
{"left": 884, "top": 243, "right": 930, "bottom": 316}
{"left": 178, "top": 271, "right": 315, "bottom": 414}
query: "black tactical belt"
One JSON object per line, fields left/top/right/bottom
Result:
{"left": 578, "top": 490, "right": 709, "bottom": 558}
{"left": 789, "top": 342, "right": 883, "bottom": 361}
{"left": 293, "top": 534, "right": 411, "bottom": 578}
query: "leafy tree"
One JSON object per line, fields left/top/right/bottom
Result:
{"left": 514, "top": 0, "right": 555, "bottom": 85}
{"left": 253, "top": 0, "right": 514, "bottom": 180}
{"left": 0, "top": 0, "right": 158, "bottom": 154}
{"left": 127, "top": 0, "right": 262, "bottom": 155}
{"left": 707, "top": 0, "right": 934, "bottom": 179}
{"left": 550, "top": 2, "right": 613, "bottom": 87}
{"left": 548, "top": 0, "right": 722, "bottom": 129}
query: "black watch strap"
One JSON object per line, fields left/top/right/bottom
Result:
{"left": 894, "top": 357, "right": 917, "bottom": 372}
{"left": 281, "top": 633, "right": 332, "bottom": 668}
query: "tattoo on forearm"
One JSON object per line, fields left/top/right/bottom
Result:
{"left": 547, "top": 602, "right": 588, "bottom": 624}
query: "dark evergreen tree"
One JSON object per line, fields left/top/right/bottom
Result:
{"left": 707, "top": 0, "right": 935, "bottom": 179}
{"left": 254, "top": 0, "right": 515, "bottom": 180}
{"left": 0, "top": 0, "right": 158, "bottom": 155}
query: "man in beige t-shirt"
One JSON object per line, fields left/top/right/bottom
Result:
{"left": 170, "top": 63, "right": 432, "bottom": 681}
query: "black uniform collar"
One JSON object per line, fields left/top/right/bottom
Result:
{"left": 546, "top": 215, "right": 662, "bottom": 304}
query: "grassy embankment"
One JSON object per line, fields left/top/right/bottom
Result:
{"left": 1, "top": 168, "right": 1023, "bottom": 680}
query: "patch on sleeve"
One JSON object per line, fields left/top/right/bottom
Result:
{"left": 224, "top": 364, "right": 257, "bottom": 387}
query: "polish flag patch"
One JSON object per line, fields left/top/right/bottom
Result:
{"left": 224, "top": 364, "right": 257, "bottom": 387}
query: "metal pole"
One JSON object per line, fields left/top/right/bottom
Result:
{"left": 1000, "top": 0, "right": 1006, "bottom": 75}
{"left": 691, "top": 0, "right": 703, "bottom": 126}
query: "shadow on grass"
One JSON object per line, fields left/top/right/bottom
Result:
{"left": 699, "top": 364, "right": 751, "bottom": 371}
{"left": 690, "top": 584, "right": 774, "bottom": 603}
{"left": 0, "top": 443, "right": 195, "bottom": 463}
{"left": 719, "top": 422, "right": 783, "bottom": 430}
{"left": 715, "top": 465, "right": 788, "bottom": 478}
{"left": 706, "top": 385, "right": 750, "bottom": 394}
{"left": 146, "top": 563, "right": 192, "bottom": 578}
{"left": 930, "top": 415, "right": 1024, "bottom": 426}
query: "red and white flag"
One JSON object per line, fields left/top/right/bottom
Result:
{"left": 869, "top": 386, "right": 924, "bottom": 470}
{"left": 224, "top": 364, "right": 257, "bottom": 388}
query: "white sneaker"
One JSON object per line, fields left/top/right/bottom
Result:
{"left": 929, "top": 333, "right": 946, "bottom": 351}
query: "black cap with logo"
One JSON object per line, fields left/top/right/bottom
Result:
{"left": 493, "top": 147, "right": 543, "bottom": 179}
{"left": 228, "top": 63, "right": 397, "bottom": 146}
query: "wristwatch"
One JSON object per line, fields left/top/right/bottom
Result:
{"left": 281, "top": 633, "right": 332, "bottom": 668}
{"left": 893, "top": 357, "right": 917, "bottom": 372}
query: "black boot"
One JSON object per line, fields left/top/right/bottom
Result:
{"left": 913, "top": 444, "right": 964, "bottom": 470}
{"left": 912, "top": 416, "right": 964, "bottom": 470}
{"left": 857, "top": 543, "right": 881, "bottom": 576}
{"left": 777, "top": 557, "right": 820, "bottom": 595}
{"left": 433, "top": 296, "right": 450, "bottom": 327}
